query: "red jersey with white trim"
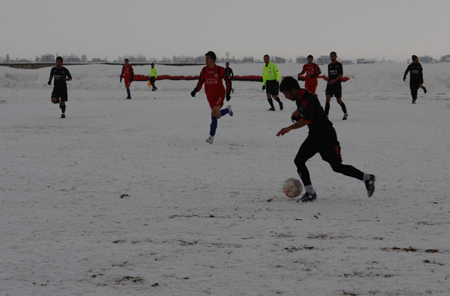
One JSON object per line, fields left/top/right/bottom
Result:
{"left": 299, "top": 63, "right": 321, "bottom": 82}
{"left": 194, "top": 65, "right": 231, "bottom": 97}
{"left": 121, "top": 65, "right": 134, "bottom": 80}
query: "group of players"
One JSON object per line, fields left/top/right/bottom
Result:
{"left": 47, "top": 52, "right": 428, "bottom": 202}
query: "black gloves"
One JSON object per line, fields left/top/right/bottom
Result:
{"left": 47, "top": 81, "right": 51, "bottom": 85}
{"left": 226, "top": 94, "right": 231, "bottom": 101}
{"left": 120, "top": 78, "right": 122, "bottom": 83}
{"left": 262, "top": 85, "right": 265, "bottom": 90}
{"left": 191, "top": 90, "right": 197, "bottom": 97}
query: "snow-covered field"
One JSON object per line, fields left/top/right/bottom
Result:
{"left": 1, "top": 62, "right": 449, "bottom": 296}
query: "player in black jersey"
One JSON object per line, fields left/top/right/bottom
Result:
{"left": 325, "top": 52, "right": 348, "bottom": 120}
{"left": 225, "top": 62, "right": 234, "bottom": 95}
{"left": 276, "top": 76, "right": 375, "bottom": 202}
{"left": 48, "top": 57, "right": 72, "bottom": 118}
{"left": 403, "top": 55, "right": 427, "bottom": 104}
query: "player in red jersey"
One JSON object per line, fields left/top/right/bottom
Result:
{"left": 120, "top": 59, "right": 134, "bottom": 99}
{"left": 191, "top": 51, "right": 233, "bottom": 144}
{"left": 298, "top": 55, "right": 321, "bottom": 94}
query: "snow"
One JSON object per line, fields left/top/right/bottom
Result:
{"left": 1, "top": 62, "right": 449, "bottom": 295}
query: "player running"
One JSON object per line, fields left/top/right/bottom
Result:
{"left": 276, "top": 76, "right": 375, "bottom": 202}
{"left": 298, "top": 55, "right": 321, "bottom": 94}
{"left": 262, "top": 54, "right": 283, "bottom": 111}
{"left": 120, "top": 58, "right": 134, "bottom": 99}
{"left": 403, "top": 55, "right": 427, "bottom": 104}
{"left": 324, "top": 52, "right": 348, "bottom": 120}
{"left": 149, "top": 62, "right": 158, "bottom": 91}
{"left": 225, "top": 62, "right": 235, "bottom": 94}
{"left": 48, "top": 56, "right": 72, "bottom": 118}
{"left": 191, "top": 51, "right": 233, "bottom": 144}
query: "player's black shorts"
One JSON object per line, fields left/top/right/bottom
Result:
{"left": 266, "top": 80, "right": 279, "bottom": 95}
{"left": 325, "top": 83, "right": 342, "bottom": 98}
{"left": 150, "top": 77, "right": 156, "bottom": 84}
{"left": 51, "top": 86, "right": 68, "bottom": 101}
{"left": 296, "top": 132, "right": 342, "bottom": 166}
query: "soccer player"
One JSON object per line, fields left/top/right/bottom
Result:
{"left": 276, "top": 76, "right": 375, "bottom": 202}
{"left": 48, "top": 56, "right": 72, "bottom": 118}
{"left": 262, "top": 54, "right": 283, "bottom": 111}
{"left": 403, "top": 55, "right": 427, "bottom": 104}
{"left": 298, "top": 55, "right": 321, "bottom": 94}
{"left": 149, "top": 62, "right": 158, "bottom": 91}
{"left": 325, "top": 52, "right": 348, "bottom": 120}
{"left": 225, "top": 62, "right": 234, "bottom": 94}
{"left": 120, "top": 58, "right": 134, "bottom": 99}
{"left": 191, "top": 51, "right": 233, "bottom": 144}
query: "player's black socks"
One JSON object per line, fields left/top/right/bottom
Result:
{"left": 60, "top": 104, "right": 66, "bottom": 114}
{"left": 268, "top": 98, "right": 275, "bottom": 109}
{"left": 325, "top": 102, "right": 330, "bottom": 115}
{"left": 274, "top": 97, "right": 281, "bottom": 103}
{"left": 340, "top": 102, "right": 347, "bottom": 114}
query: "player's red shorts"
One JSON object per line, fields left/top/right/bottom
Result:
{"left": 207, "top": 92, "right": 225, "bottom": 110}
{"left": 305, "top": 80, "right": 318, "bottom": 94}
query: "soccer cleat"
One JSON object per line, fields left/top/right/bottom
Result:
{"left": 127, "top": 95, "right": 131, "bottom": 99}
{"left": 61, "top": 114, "right": 65, "bottom": 118}
{"left": 279, "top": 101, "right": 284, "bottom": 110}
{"left": 412, "top": 99, "right": 416, "bottom": 104}
{"left": 343, "top": 113, "right": 348, "bottom": 120}
{"left": 296, "top": 192, "right": 317, "bottom": 203}
{"left": 365, "top": 174, "right": 376, "bottom": 197}
{"left": 268, "top": 107, "right": 275, "bottom": 111}
{"left": 227, "top": 105, "right": 233, "bottom": 116}
{"left": 206, "top": 136, "right": 214, "bottom": 144}
{"left": 422, "top": 86, "right": 427, "bottom": 94}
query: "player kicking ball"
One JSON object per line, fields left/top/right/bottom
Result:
{"left": 191, "top": 51, "right": 233, "bottom": 144}
{"left": 48, "top": 56, "right": 72, "bottom": 118}
{"left": 276, "top": 76, "right": 375, "bottom": 202}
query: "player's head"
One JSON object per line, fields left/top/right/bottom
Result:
{"left": 280, "top": 76, "right": 301, "bottom": 101}
{"left": 307, "top": 55, "right": 313, "bottom": 63}
{"left": 205, "top": 51, "right": 216, "bottom": 67}
{"left": 124, "top": 58, "right": 129, "bottom": 65}
{"left": 151, "top": 62, "right": 154, "bottom": 67}
{"left": 330, "top": 51, "right": 337, "bottom": 62}
{"left": 56, "top": 56, "right": 63, "bottom": 67}
{"left": 412, "top": 55, "right": 418, "bottom": 62}
{"left": 226, "top": 62, "right": 229, "bottom": 67}
{"left": 264, "top": 54, "right": 270, "bottom": 65}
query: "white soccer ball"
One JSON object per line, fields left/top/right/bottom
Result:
{"left": 283, "top": 178, "right": 303, "bottom": 198}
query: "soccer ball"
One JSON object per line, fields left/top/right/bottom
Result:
{"left": 283, "top": 178, "right": 303, "bottom": 198}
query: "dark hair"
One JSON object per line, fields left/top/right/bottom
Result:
{"left": 280, "top": 76, "right": 300, "bottom": 92}
{"left": 307, "top": 55, "right": 313, "bottom": 59}
{"left": 205, "top": 51, "right": 216, "bottom": 61}
{"left": 330, "top": 51, "right": 337, "bottom": 56}
{"left": 264, "top": 54, "right": 270, "bottom": 59}
{"left": 56, "top": 56, "right": 63, "bottom": 62}
{"left": 412, "top": 55, "right": 418, "bottom": 61}
{"left": 124, "top": 58, "right": 129, "bottom": 62}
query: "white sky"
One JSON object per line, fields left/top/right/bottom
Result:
{"left": 3, "top": 0, "right": 450, "bottom": 62}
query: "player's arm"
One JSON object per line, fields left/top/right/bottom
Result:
{"left": 276, "top": 119, "right": 309, "bottom": 136}
{"left": 403, "top": 65, "right": 410, "bottom": 81}
{"left": 275, "top": 65, "right": 281, "bottom": 82}
{"left": 191, "top": 68, "right": 205, "bottom": 96}
{"left": 310, "top": 64, "right": 321, "bottom": 78}
{"left": 66, "top": 69, "right": 72, "bottom": 81}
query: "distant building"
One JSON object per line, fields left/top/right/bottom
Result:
{"left": 441, "top": 55, "right": 450, "bottom": 62}
{"left": 242, "top": 56, "right": 254, "bottom": 63}
{"left": 296, "top": 56, "right": 308, "bottom": 64}
{"left": 419, "top": 55, "right": 436, "bottom": 64}
{"left": 357, "top": 58, "right": 376, "bottom": 64}
{"left": 272, "top": 56, "right": 286, "bottom": 64}
{"left": 317, "top": 55, "right": 330, "bottom": 65}
{"left": 41, "top": 54, "right": 54, "bottom": 63}
{"left": 341, "top": 60, "right": 353, "bottom": 65}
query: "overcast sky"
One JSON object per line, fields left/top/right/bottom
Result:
{"left": 3, "top": 0, "right": 450, "bottom": 62}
